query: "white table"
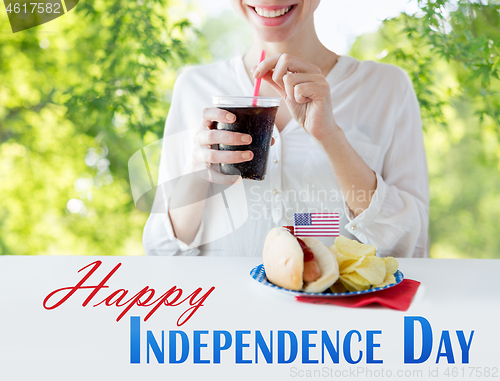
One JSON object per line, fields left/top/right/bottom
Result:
{"left": 0, "top": 257, "right": 499, "bottom": 381}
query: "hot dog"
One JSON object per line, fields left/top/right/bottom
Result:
{"left": 282, "top": 226, "right": 321, "bottom": 283}
{"left": 262, "top": 227, "right": 340, "bottom": 292}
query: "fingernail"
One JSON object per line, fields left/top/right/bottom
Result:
{"left": 226, "top": 114, "right": 235, "bottom": 122}
{"left": 253, "top": 70, "right": 260, "bottom": 78}
{"left": 241, "top": 135, "right": 251, "bottom": 143}
{"left": 242, "top": 152, "right": 252, "bottom": 160}
{"left": 251, "top": 65, "right": 257, "bottom": 73}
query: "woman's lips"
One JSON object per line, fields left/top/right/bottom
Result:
{"left": 248, "top": 4, "right": 296, "bottom": 27}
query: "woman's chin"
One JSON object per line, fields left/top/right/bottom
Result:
{"left": 254, "top": 29, "right": 294, "bottom": 43}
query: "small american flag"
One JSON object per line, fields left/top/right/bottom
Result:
{"left": 294, "top": 213, "right": 340, "bottom": 237}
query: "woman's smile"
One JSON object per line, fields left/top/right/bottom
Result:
{"left": 253, "top": 5, "right": 293, "bottom": 18}
{"left": 247, "top": 3, "right": 298, "bottom": 27}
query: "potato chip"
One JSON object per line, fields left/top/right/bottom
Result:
{"left": 374, "top": 273, "right": 396, "bottom": 288}
{"left": 382, "top": 257, "right": 399, "bottom": 274}
{"left": 354, "top": 256, "right": 386, "bottom": 285}
{"left": 335, "top": 235, "right": 376, "bottom": 257}
{"left": 329, "top": 244, "right": 339, "bottom": 254}
{"left": 329, "top": 244, "right": 351, "bottom": 266}
{"left": 329, "top": 235, "right": 398, "bottom": 291}
{"left": 339, "top": 273, "right": 371, "bottom": 292}
{"left": 340, "top": 257, "right": 365, "bottom": 274}
{"left": 330, "top": 244, "right": 365, "bottom": 274}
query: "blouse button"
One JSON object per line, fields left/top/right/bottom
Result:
{"left": 351, "top": 225, "right": 357, "bottom": 231}
{"left": 274, "top": 159, "right": 278, "bottom": 163}
{"left": 273, "top": 189, "right": 278, "bottom": 195}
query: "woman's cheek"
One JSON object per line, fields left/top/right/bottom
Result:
{"left": 229, "top": 0, "right": 249, "bottom": 20}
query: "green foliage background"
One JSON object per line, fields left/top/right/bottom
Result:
{"left": 350, "top": 0, "right": 500, "bottom": 258}
{"left": 0, "top": 0, "right": 499, "bottom": 257}
{"left": 0, "top": 0, "right": 201, "bottom": 255}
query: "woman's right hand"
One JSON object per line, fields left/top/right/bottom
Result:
{"left": 191, "top": 107, "right": 254, "bottom": 184}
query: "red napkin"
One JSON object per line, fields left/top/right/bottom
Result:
{"left": 295, "top": 279, "right": 421, "bottom": 311}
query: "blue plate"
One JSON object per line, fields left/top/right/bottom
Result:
{"left": 250, "top": 264, "right": 404, "bottom": 298}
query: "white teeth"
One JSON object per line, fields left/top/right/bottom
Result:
{"left": 254, "top": 6, "right": 291, "bottom": 18}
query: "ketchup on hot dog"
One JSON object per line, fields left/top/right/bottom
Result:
{"left": 297, "top": 238, "right": 315, "bottom": 262}
{"left": 283, "top": 226, "right": 321, "bottom": 282}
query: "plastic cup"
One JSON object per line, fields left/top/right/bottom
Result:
{"left": 212, "top": 96, "right": 280, "bottom": 181}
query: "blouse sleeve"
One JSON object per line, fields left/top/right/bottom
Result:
{"left": 142, "top": 70, "right": 205, "bottom": 256}
{"left": 343, "top": 71, "right": 430, "bottom": 258}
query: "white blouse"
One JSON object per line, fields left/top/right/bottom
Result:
{"left": 142, "top": 55, "right": 429, "bottom": 258}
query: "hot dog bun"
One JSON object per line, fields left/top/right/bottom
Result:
{"left": 263, "top": 227, "right": 304, "bottom": 290}
{"left": 300, "top": 237, "right": 340, "bottom": 293}
{"left": 262, "top": 227, "right": 340, "bottom": 292}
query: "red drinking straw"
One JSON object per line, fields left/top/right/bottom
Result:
{"left": 252, "top": 49, "right": 266, "bottom": 107}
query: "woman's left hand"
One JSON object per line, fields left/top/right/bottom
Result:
{"left": 254, "top": 54, "right": 338, "bottom": 141}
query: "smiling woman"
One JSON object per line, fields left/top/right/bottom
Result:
{"left": 143, "top": 0, "right": 429, "bottom": 258}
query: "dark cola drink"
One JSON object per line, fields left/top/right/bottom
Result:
{"left": 217, "top": 105, "right": 279, "bottom": 180}
{"left": 212, "top": 96, "right": 280, "bottom": 181}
